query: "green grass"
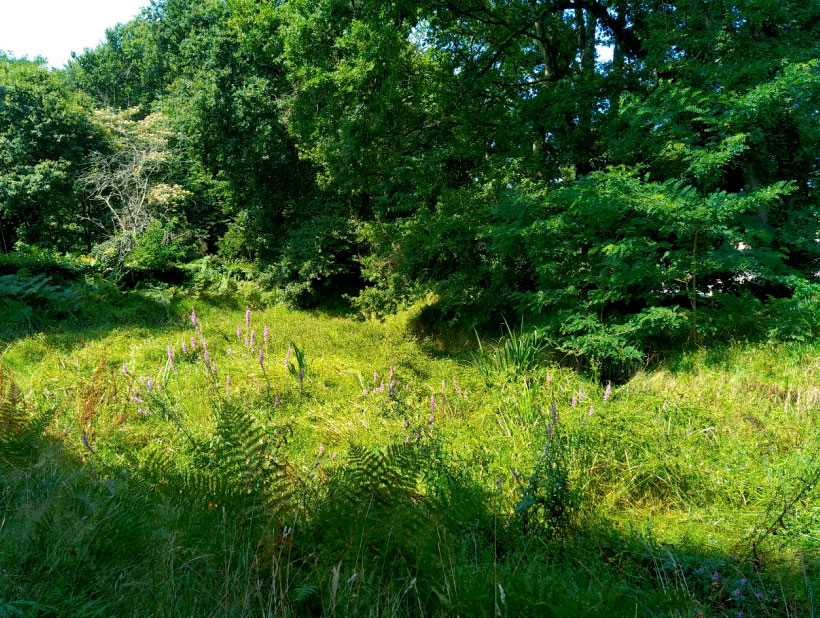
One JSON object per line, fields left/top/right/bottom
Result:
{"left": 1, "top": 296, "right": 818, "bottom": 617}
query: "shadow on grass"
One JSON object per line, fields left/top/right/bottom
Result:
{"left": 0, "top": 419, "right": 814, "bottom": 618}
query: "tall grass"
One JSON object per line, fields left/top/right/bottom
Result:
{"left": 0, "top": 301, "right": 818, "bottom": 616}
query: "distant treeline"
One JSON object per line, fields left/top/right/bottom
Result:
{"left": 2, "top": 0, "right": 820, "bottom": 364}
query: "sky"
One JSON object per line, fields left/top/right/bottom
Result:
{"left": 0, "top": 0, "right": 150, "bottom": 68}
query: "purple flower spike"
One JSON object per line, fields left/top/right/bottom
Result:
{"left": 138, "top": 408, "right": 150, "bottom": 415}
{"left": 571, "top": 395, "right": 577, "bottom": 407}
{"left": 740, "top": 578, "right": 747, "bottom": 586}
{"left": 454, "top": 379, "right": 462, "bottom": 397}
{"left": 431, "top": 394, "right": 436, "bottom": 412}
{"left": 147, "top": 377, "right": 154, "bottom": 390}
{"left": 203, "top": 347, "right": 211, "bottom": 367}
{"left": 191, "top": 309, "right": 197, "bottom": 328}
{"left": 237, "top": 326, "right": 242, "bottom": 340}
{"left": 428, "top": 414, "right": 435, "bottom": 423}
{"left": 547, "top": 423, "right": 554, "bottom": 439}
{"left": 82, "top": 432, "right": 94, "bottom": 453}
{"left": 373, "top": 371, "right": 379, "bottom": 385}
{"left": 121, "top": 363, "right": 130, "bottom": 376}
{"left": 603, "top": 382, "right": 612, "bottom": 402}
{"left": 551, "top": 402, "right": 558, "bottom": 425}
{"left": 245, "top": 308, "right": 251, "bottom": 328}
{"left": 331, "top": 452, "right": 337, "bottom": 460}
{"left": 167, "top": 346, "right": 174, "bottom": 368}
{"left": 259, "top": 348, "right": 265, "bottom": 368}
{"left": 298, "top": 368, "right": 304, "bottom": 386}
{"left": 733, "top": 588, "right": 740, "bottom": 597}
{"left": 756, "top": 593, "right": 763, "bottom": 600}
{"left": 227, "top": 348, "right": 233, "bottom": 356}
{"left": 712, "top": 571, "right": 719, "bottom": 582}
{"left": 250, "top": 330, "right": 256, "bottom": 349}
{"left": 588, "top": 405, "right": 594, "bottom": 416}
{"left": 389, "top": 365, "right": 395, "bottom": 380}
{"left": 130, "top": 396, "right": 142, "bottom": 403}
{"left": 264, "top": 325, "right": 269, "bottom": 346}
{"left": 274, "top": 395, "right": 280, "bottom": 407}
{"left": 191, "top": 337, "right": 197, "bottom": 350}
{"left": 182, "top": 341, "right": 188, "bottom": 355}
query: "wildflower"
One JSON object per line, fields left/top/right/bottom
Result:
{"left": 237, "top": 326, "right": 242, "bottom": 340}
{"left": 551, "top": 401, "right": 558, "bottom": 425}
{"left": 264, "top": 325, "right": 269, "bottom": 346}
{"left": 431, "top": 394, "right": 436, "bottom": 412}
{"left": 755, "top": 593, "right": 763, "bottom": 600}
{"left": 167, "top": 346, "right": 174, "bottom": 368}
{"left": 284, "top": 347, "right": 291, "bottom": 368}
{"left": 259, "top": 348, "right": 265, "bottom": 369}
{"left": 454, "top": 379, "right": 462, "bottom": 397}
{"left": 147, "top": 377, "right": 154, "bottom": 390}
{"left": 428, "top": 414, "right": 435, "bottom": 423}
{"left": 298, "top": 368, "right": 304, "bottom": 388}
{"left": 245, "top": 308, "right": 251, "bottom": 328}
{"left": 389, "top": 365, "right": 395, "bottom": 380}
{"left": 547, "top": 423, "right": 553, "bottom": 439}
{"left": 547, "top": 371, "right": 552, "bottom": 385}
{"left": 130, "top": 396, "right": 142, "bottom": 403}
{"left": 182, "top": 341, "right": 188, "bottom": 355}
{"left": 250, "top": 330, "right": 256, "bottom": 349}
{"left": 571, "top": 395, "right": 577, "bottom": 407}
{"left": 226, "top": 348, "right": 233, "bottom": 356}
{"left": 405, "top": 435, "right": 410, "bottom": 444}
{"left": 138, "top": 408, "right": 150, "bottom": 415}
{"left": 588, "top": 405, "right": 594, "bottom": 416}
{"left": 274, "top": 395, "right": 280, "bottom": 407}
{"left": 603, "top": 382, "right": 612, "bottom": 402}
{"left": 373, "top": 371, "right": 379, "bottom": 385}
{"left": 740, "top": 578, "right": 747, "bottom": 587}
{"left": 82, "top": 432, "right": 94, "bottom": 453}
{"left": 331, "top": 452, "right": 337, "bottom": 460}
{"left": 121, "top": 363, "right": 130, "bottom": 376}
{"left": 191, "top": 337, "right": 197, "bottom": 350}
{"left": 733, "top": 588, "right": 740, "bottom": 597}
{"left": 203, "top": 347, "right": 211, "bottom": 368}
{"left": 318, "top": 444, "right": 324, "bottom": 457}
{"left": 191, "top": 309, "right": 197, "bottom": 328}
{"left": 712, "top": 571, "right": 720, "bottom": 582}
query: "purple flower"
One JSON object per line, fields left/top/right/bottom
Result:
{"left": 712, "top": 571, "right": 719, "bottom": 582}
{"left": 237, "top": 326, "right": 242, "bottom": 340}
{"left": 147, "top": 377, "right": 154, "bottom": 390}
{"left": 431, "top": 394, "right": 436, "bottom": 412}
{"left": 373, "top": 371, "right": 379, "bottom": 385}
{"left": 191, "top": 337, "right": 197, "bottom": 350}
{"left": 298, "top": 368, "right": 304, "bottom": 387}
{"left": 740, "top": 578, "right": 747, "bottom": 586}
{"left": 603, "top": 382, "right": 612, "bottom": 402}
{"left": 454, "top": 379, "right": 462, "bottom": 397}
{"left": 571, "top": 395, "right": 577, "bottom": 407}
{"left": 226, "top": 348, "right": 233, "bottom": 356}
{"left": 755, "top": 593, "right": 763, "bottom": 600}
{"left": 250, "top": 330, "right": 256, "bottom": 349}
{"left": 547, "top": 423, "right": 554, "bottom": 439}
{"left": 121, "top": 363, "right": 130, "bottom": 376}
{"left": 733, "top": 588, "right": 740, "bottom": 597}
{"left": 551, "top": 402, "right": 558, "bottom": 425}
{"left": 191, "top": 309, "right": 197, "bottom": 328}
{"left": 130, "top": 396, "right": 142, "bottom": 403}
{"left": 82, "top": 432, "right": 94, "bottom": 453}
{"left": 389, "top": 365, "right": 395, "bottom": 380}
{"left": 182, "top": 341, "right": 188, "bottom": 355}
{"left": 428, "top": 413, "right": 435, "bottom": 423}
{"left": 259, "top": 348, "right": 265, "bottom": 368}
{"left": 331, "top": 452, "right": 337, "bottom": 460}
{"left": 245, "top": 308, "right": 251, "bottom": 328}
{"left": 274, "top": 395, "right": 280, "bottom": 407}
{"left": 203, "top": 347, "right": 211, "bottom": 367}
{"left": 264, "top": 325, "right": 269, "bottom": 346}
{"left": 167, "top": 346, "right": 174, "bottom": 368}
{"left": 138, "top": 408, "right": 150, "bottom": 415}
{"left": 588, "top": 405, "right": 594, "bottom": 416}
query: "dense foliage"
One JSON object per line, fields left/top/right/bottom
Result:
{"left": 4, "top": 0, "right": 820, "bottom": 362}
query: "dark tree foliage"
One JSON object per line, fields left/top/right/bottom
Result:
{"left": 10, "top": 0, "right": 820, "bottom": 361}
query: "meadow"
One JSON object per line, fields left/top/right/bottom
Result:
{"left": 1, "top": 291, "right": 818, "bottom": 617}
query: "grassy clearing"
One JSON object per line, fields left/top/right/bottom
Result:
{"left": 1, "top": 296, "right": 818, "bottom": 617}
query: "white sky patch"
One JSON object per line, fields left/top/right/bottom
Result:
{"left": 0, "top": 0, "right": 150, "bottom": 68}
